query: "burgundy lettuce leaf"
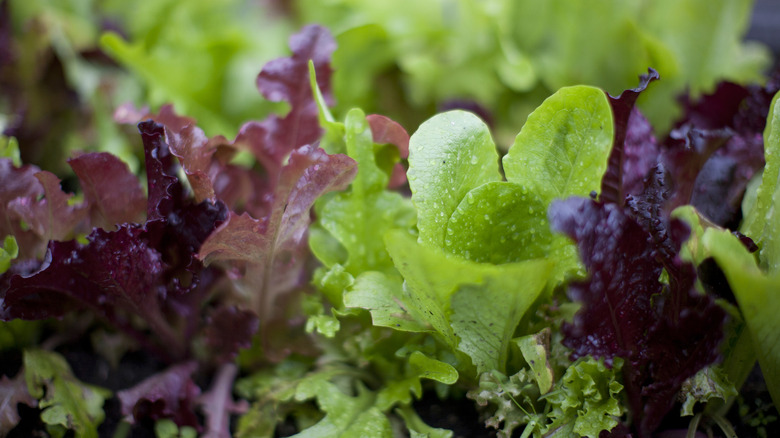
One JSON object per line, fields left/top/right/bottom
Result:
{"left": 68, "top": 152, "right": 146, "bottom": 228}
{"left": 670, "top": 72, "right": 780, "bottom": 226}
{"left": 203, "top": 306, "right": 259, "bottom": 364}
{"left": 140, "top": 120, "right": 183, "bottom": 222}
{"left": 117, "top": 361, "right": 201, "bottom": 429}
{"left": 0, "top": 159, "right": 47, "bottom": 258}
{"left": 233, "top": 24, "right": 335, "bottom": 181}
{"left": 198, "top": 145, "right": 356, "bottom": 318}
{"left": 549, "top": 194, "right": 725, "bottom": 438}
{"left": 601, "top": 68, "right": 659, "bottom": 204}
{"left": 620, "top": 108, "right": 660, "bottom": 199}
{"left": 151, "top": 105, "right": 227, "bottom": 204}
{"left": 1, "top": 121, "right": 228, "bottom": 361}
{"left": 367, "top": 114, "right": 410, "bottom": 188}
{"left": 0, "top": 225, "right": 179, "bottom": 360}
{"left": 660, "top": 125, "right": 731, "bottom": 213}
{"left": 7, "top": 170, "right": 87, "bottom": 242}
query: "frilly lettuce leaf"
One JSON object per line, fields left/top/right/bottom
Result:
{"left": 24, "top": 349, "right": 111, "bottom": 438}
{"left": 542, "top": 357, "right": 624, "bottom": 438}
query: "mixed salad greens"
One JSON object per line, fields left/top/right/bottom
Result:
{"left": 2, "top": 0, "right": 780, "bottom": 437}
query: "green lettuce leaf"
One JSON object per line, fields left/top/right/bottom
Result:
{"left": 312, "top": 108, "right": 416, "bottom": 281}
{"left": 0, "top": 235, "right": 17, "bottom": 274}
{"left": 542, "top": 357, "right": 624, "bottom": 438}
{"left": 704, "top": 229, "right": 780, "bottom": 409}
{"left": 344, "top": 271, "right": 431, "bottom": 333}
{"left": 678, "top": 366, "right": 738, "bottom": 417}
{"left": 502, "top": 85, "right": 613, "bottom": 203}
{"left": 386, "top": 230, "right": 550, "bottom": 373}
{"left": 444, "top": 181, "right": 552, "bottom": 264}
{"left": 407, "top": 110, "right": 501, "bottom": 248}
{"left": 23, "top": 349, "right": 111, "bottom": 438}
{"left": 741, "top": 91, "right": 780, "bottom": 272}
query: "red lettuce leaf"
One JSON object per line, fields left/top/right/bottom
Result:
{"left": 672, "top": 74, "right": 780, "bottom": 226}
{"left": 0, "top": 159, "right": 47, "bottom": 257}
{"left": 600, "top": 68, "right": 659, "bottom": 204}
{"left": 367, "top": 113, "right": 410, "bottom": 188}
{"left": 1, "top": 225, "right": 162, "bottom": 319}
{"left": 549, "top": 194, "right": 725, "bottom": 437}
{"left": 117, "top": 361, "right": 201, "bottom": 429}
{"left": 7, "top": 170, "right": 87, "bottom": 242}
{"left": 68, "top": 152, "right": 146, "bottom": 228}
{"left": 140, "top": 120, "right": 183, "bottom": 222}
{"left": 234, "top": 24, "right": 335, "bottom": 179}
{"left": 660, "top": 125, "right": 731, "bottom": 213}
{"left": 1, "top": 121, "right": 229, "bottom": 361}
{"left": 203, "top": 306, "right": 259, "bottom": 364}
{"left": 198, "top": 145, "right": 356, "bottom": 318}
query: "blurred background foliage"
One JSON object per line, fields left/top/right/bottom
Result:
{"left": 1, "top": 0, "right": 776, "bottom": 174}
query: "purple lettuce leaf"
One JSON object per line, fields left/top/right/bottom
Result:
{"left": 117, "top": 361, "right": 201, "bottom": 430}
{"left": 1, "top": 121, "right": 229, "bottom": 361}
{"left": 151, "top": 104, "right": 226, "bottom": 204}
{"left": 140, "top": 120, "right": 183, "bottom": 222}
{"left": 660, "top": 126, "right": 731, "bottom": 213}
{"left": 366, "top": 114, "right": 410, "bottom": 188}
{"left": 233, "top": 25, "right": 335, "bottom": 181}
{"left": 203, "top": 306, "right": 259, "bottom": 364}
{"left": 7, "top": 170, "right": 87, "bottom": 242}
{"left": 0, "top": 159, "right": 47, "bottom": 258}
{"left": 600, "top": 69, "right": 659, "bottom": 204}
{"left": 68, "top": 152, "right": 146, "bottom": 229}
{"left": 598, "top": 70, "right": 778, "bottom": 228}
{"left": 670, "top": 72, "right": 780, "bottom": 226}
{"left": 198, "top": 145, "right": 356, "bottom": 318}
{"left": 550, "top": 192, "right": 725, "bottom": 437}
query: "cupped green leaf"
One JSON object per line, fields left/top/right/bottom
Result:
{"left": 386, "top": 230, "right": 552, "bottom": 372}
{"left": 503, "top": 85, "right": 613, "bottom": 204}
{"left": 408, "top": 110, "right": 501, "bottom": 248}
{"left": 444, "top": 181, "right": 551, "bottom": 264}
{"left": 704, "top": 229, "right": 780, "bottom": 409}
